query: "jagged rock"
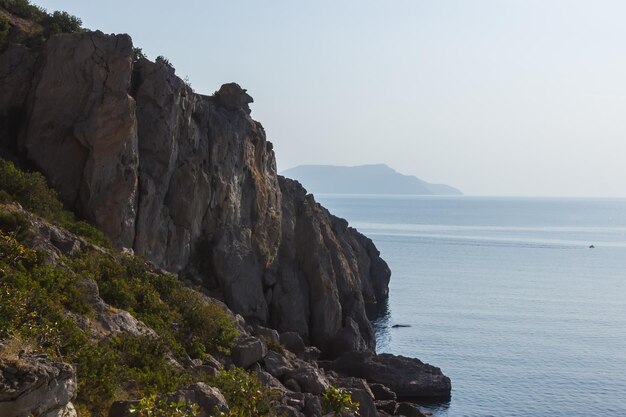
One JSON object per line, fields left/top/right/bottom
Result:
{"left": 252, "top": 325, "right": 280, "bottom": 345}
{"left": 0, "top": 29, "right": 391, "bottom": 357}
{"left": 253, "top": 366, "right": 287, "bottom": 393}
{"left": 395, "top": 402, "right": 426, "bottom": 417}
{"left": 375, "top": 400, "right": 397, "bottom": 415}
{"left": 263, "top": 350, "right": 294, "bottom": 378}
{"left": 231, "top": 335, "right": 267, "bottom": 369}
{"left": 298, "top": 346, "right": 322, "bottom": 362}
{"left": 324, "top": 352, "right": 451, "bottom": 400}
{"left": 302, "top": 394, "right": 323, "bottom": 417}
{"left": 275, "top": 404, "right": 305, "bottom": 417}
{"left": 284, "top": 378, "right": 302, "bottom": 393}
{"left": 0, "top": 355, "right": 77, "bottom": 417}
{"left": 369, "top": 383, "right": 397, "bottom": 401}
{"left": 284, "top": 391, "right": 305, "bottom": 409}
{"left": 286, "top": 363, "right": 330, "bottom": 395}
{"left": 280, "top": 331, "right": 306, "bottom": 354}
{"left": 329, "top": 316, "right": 370, "bottom": 357}
{"left": 216, "top": 82, "right": 254, "bottom": 114}
{"left": 165, "top": 383, "right": 229, "bottom": 417}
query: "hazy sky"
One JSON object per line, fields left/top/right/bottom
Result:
{"left": 36, "top": 1, "right": 626, "bottom": 197}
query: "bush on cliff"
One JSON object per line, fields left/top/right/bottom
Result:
{"left": 0, "top": 158, "right": 110, "bottom": 247}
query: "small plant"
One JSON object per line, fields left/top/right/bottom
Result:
{"left": 322, "top": 386, "right": 360, "bottom": 416}
{"left": 213, "top": 367, "right": 275, "bottom": 417}
{"left": 0, "top": 210, "right": 32, "bottom": 242}
{"left": 155, "top": 55, "right": 173, "bottom": 69}
{"left": 130, "top": 395, "right": 200, "bottom": 417}
{"left": 132, "top": 47, "right": 146, "bottom": 62}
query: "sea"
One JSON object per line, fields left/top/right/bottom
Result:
{"left": 314, "top": 195, "right": 626, "bottom": 417}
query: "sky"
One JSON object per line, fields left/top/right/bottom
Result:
{"left": 35, "top": 1, "right": 626, "bottom": 197}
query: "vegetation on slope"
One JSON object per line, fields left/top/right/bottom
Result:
{"left": 0, "top": 0, "right": 82, "bottom": 50}
{"left": 0, "top": 158, "right": 277, "bottom": 417}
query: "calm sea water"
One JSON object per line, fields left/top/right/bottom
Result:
{"left": 315, "top": 195, "right": 626, "bottom": 417}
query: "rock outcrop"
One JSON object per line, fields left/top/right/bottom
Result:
{"left": 0, "top": 29, "right": 390, "bottom": 356}
{"left": 322, "top": 351, "right": 452, "bottom": 400}
{"left": 0, "top": 355, "right": 77, "bottom": 417}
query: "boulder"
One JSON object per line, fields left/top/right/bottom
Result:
{"left": 263, "top": 350, "right": 294, "bottom": 378}
{"left": 369, "top": 383, "right": 397, "bottom": 401}
{"left": 375, "top": 400, "right": 397, "bottom": 415}
{"left": 286, "top": 364, "right": 330, "bottom": 395}
{"left": 324, "top": 351, "right": 451, "bottom": 400}
{"left": 252, "top": 325, "right": 280, "bottom": 345}
{"left": 275, "top": 405, "right": 305, "bottom": 417}
{"left": 302, "top": 394, "right": 323, "bottom": 417}
{"left": 0, "top": 355, "right": 77, "bottom": 417}
{"left": 232, "top": 336, "right": 267, "bottom": 368}
{"left": 280, "top": 331, "right": 306, "bottom": 354}
{"left": 396, "top": 402, "right": 426, "bottom": 417}
{"left": 166, "top": 383, "right": 229, "bottom": 417}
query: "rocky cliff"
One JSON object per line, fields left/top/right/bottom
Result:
{"left": 0, "top": 29, "right": 390, "bottom": 356}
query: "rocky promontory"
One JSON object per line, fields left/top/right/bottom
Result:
{"left": 0, "top": 3, "right": 450, "bottom": 416}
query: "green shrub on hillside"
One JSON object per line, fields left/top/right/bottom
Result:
{"left": 0, "top": 0, "right": 46, "bottom": 20}
{"left": 0, "top": 232, "right": 204, "bottom": 415}
{"left": 0, "top": 158, "right": 110, "bottom": 247}
{"left": 69, "top": 250, "right": 239, "bottom": 358}
{"left": 322, "top": 386, "right": 360, "bottom": 416}
{"left": 213, "top": 367, "right": 275, "bottom": 417}
{"left": 46, "top": 10, "right": 81, "bottom": 35}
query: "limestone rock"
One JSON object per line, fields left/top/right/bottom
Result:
{"left": 285, "top": 363, "right": 330, "bottom": 395}
{"left": 280, "top": 331, "right": 306, "bottom": 354}
{"left": 395, "top": 402, "right": 426, "bottom": 417}
{"left": 263, "top": 350, "right": 294, "bottom": 379}
{"left": 324, "top": 351, "right": 451, "bottom": 400}
{"left": 369, "top": 383, "right": 397, "bottom": 401}
{"left": 0, "top": 355, "right": 77, "bottom": 417}
{"left": 231, "top": 335, "right": 267, "bottom": 369}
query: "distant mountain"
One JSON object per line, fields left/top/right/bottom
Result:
{"left": 281, "top": 164, "right": 462, "bottom": 195}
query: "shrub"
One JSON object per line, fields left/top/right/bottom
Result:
{"left": 69, "top": 250, "right": 239, "bottom": 358}
{"left": 322, "top": 386, "right": 360, "bottom": 416}
{"left": 0, "top": 158, "right": 110, "bottom": 247}
{"left": 130, "top": 394, "right": 200, "bottom": 417}
{"left": 156, "top": 55, "right": 173, "bottom": 69}
{"left": 0, "top": 0, "right": 46, "bottom": 20}
{"left": 45, "top": 10, "right": 82, "bottom": 35}
{"left": 213, "top": 367, "right": 275, "bottom": 417}
{"left": 0, "top": 210, "right": 32, "bottom": 241}
{"left": 132, "top": 46, "right": 146, "bottom": 62}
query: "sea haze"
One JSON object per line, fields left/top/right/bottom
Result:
{"left": 315, "top": 195, "right": 626, "bottom": 417}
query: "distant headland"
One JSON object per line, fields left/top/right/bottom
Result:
{"left": 281, "top": 164, "right": 463, "bottom": 195}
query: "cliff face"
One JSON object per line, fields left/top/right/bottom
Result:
{"left": 0, "top": 30, "right": 390, "bottom": 355}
